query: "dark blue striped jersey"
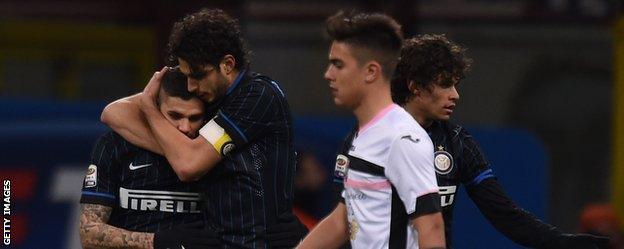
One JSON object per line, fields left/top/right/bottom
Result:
{"left": 80, "top": 131, "right": 203, "bottom": 232}
{"left": 427, "top": 120, "right": 563, "bottom": 248}
{"left": 200, "top": 71, "right": 300, "bottom": 248}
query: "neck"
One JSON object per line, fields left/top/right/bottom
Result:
{"left": 353, "top": 81, "right": 394, "bottom": 128}
{"left": 403, "top": 101, "right": 433, "bottom": 128}
{"left": 225, "top": 69, "right": 241, "bottom": 87}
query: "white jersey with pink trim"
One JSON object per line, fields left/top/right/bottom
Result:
{"left": 339, "top": 104, "right": 439, "bottom": 249}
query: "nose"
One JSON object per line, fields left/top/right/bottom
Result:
{"left": 178, "top": 119, "right": 191, "bottom": 134}
{"left": 187, "top": 79, "right": 198, "bottom": 93}
{"left": 324, "top": 66, "right": 333, "bottom": 82}
{"left": 450, "top": 86, "right": 460, "bottom": 101}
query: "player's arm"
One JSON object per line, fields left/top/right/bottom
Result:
{"left": 79, "top": 203, "right": 153, "bottom": 249}
{"left": 411, "top": 211, "right": 446, "bottom": 249}
{"left": 467, "top": 179, "right": 608, "bottom": 249}
{"left": 138, "top": 69, "right": 276, "bottom": 182}
{"left": 386, "top": 132, "right": 446, "bottom": 248}
{"left": 135, "top": 69, "right": 218, "bottom": 181}
{"left": 296, "top": 202, "right": 349, "bottom": 249}
{"left": 100, "top": 93, "right": 163, "bottom": 154}
{"left": 458, "top": 128, "right": 608, "bottom": 249}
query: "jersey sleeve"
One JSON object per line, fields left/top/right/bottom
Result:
{"left": 385, "top": 131, "right": 441, "bottom": 218}
{"left": 466, "top": 178, "right": 564, "bottom": 247}
{"left": 456, "top": 127, "right": 496, "bottom": 186}
{"left": 80, "top": 133, "right": 120, "bottom": 207}
{"left": 200, "top": 78, "right": 282, "bottom": 156}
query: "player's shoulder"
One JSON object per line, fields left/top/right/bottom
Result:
{"left": 246, "top": 71, "right": 286, "bottom": 98}
{"left": 98, "top": 130, "right": 123, "bottom": 145}
{"left": 384, "top": 106, "right": 428, "bottom": 137}
{"left": 433, "top": 120, "right": 468, "bottom": 139}
{"left": 97, "top": 130, "right": 138, "bottom": 152}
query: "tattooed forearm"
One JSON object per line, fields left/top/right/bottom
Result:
{"left": 79, "top": 204, "right": 154, "bottom": 249}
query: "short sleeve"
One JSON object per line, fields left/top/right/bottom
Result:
{"left": 457, "top": 128, "right": 496, "bottom": 186}
{"left": 385, "top": 132, "right": 440, "bottom": 217}
{"left": 80, "top": 134, "right": 120, "bottom": 207}
{"left": 213, "top": 79, "right": 281, "bottom": 147}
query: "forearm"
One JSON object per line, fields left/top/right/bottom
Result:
{"left": 297, "top": 203, "right": 349, "bottom": 249}
{"left": 142, "top": 105, "right": 215, "bottom": 181}
{"left": 467, "top": 179, "right": 562, "bottom": 247}
{"left": 79, "top": 204, "right": 153, "bottom": 249}
{"left": 412, "top": 212, "right": 446, "bottom": 249}
{"left": 81, "top": 222, "right": 153, "bottom": 249}
{"left": 100, "top": 94, "right": 163, "bottom": 154}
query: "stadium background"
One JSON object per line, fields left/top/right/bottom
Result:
{"left": 0, "top": 0, "right": 622, "bottom": 248}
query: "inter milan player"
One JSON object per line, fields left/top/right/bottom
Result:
{"left": 101, "top": 8, "right": 306, "bottom": 248}
{"left": 79, "top": 69, "right": 218, "bottom": 249}
{"left": 298, "top": 12, "right": 445, "bottom": 249}
{"left": 391, "top": 34, "right": 610, "bottom": 249}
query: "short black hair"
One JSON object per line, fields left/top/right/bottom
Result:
{"left": 391, "top": 34, "right": 472, "bottom": 105}
{"left": 326, "top": 11, "right": 403, "bottom": 80}
{"left": 161, "top": 68, "right": 194, "bottom": 101}
{"left": 167, "top": 8, "right": 250, "bottom": 73}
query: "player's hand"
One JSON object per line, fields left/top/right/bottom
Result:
{"left": 266, "top": 217, "right": 308, "bottom": 248}
{"left": 554, "top": 233, "right": 610, "bottom": 249}
{"left": 139, "top": 67, "right": 168, "bottom": 110}
{"left": 153, "top": 221, "right": 220, "bottom": 249}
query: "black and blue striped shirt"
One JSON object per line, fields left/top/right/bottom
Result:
{"left": 427, "top": 120, "right": 562, "bottom": 248}
{"left": 202, "top": 71, "right": 299, "bottom": 248}
{"left": 80, "top": 131, "right": 204, "bottom": 232}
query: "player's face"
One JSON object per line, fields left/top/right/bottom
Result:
{"left": 414, "top": 80, "right": 460, "bottom": 121}
{"left": 178, "top": 58, "right": 229, "bottom": 104}
{"left": 324, "top": 42, "right": 367, "bottom": 109}
{"left": 159, "top": 94, "right": 205, "bottom": 138}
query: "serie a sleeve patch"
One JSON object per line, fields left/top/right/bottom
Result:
{"left": 84, "top": 164, "right": 97, "bottom": 188}
{"left": 199, "top": 118, "right": 236, "bottom": 156}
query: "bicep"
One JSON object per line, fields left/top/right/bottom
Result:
{"left": 216, "top": 85, "right": 277, "bottom": 146}
{"left": 411, "top": 212, "right": 446, "bottom": 248}
{"left": 80, "top": 203, "right": 112, "bottom": 226}
{"left": 410, "top": 211, "right": 442, "bottom": 230}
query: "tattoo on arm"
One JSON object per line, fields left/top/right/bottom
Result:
{"left": 79, "top": 203, "right": 154, "bottom": 249}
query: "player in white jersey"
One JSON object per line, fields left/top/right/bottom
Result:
{"left": 297, "top": 11, "right": 446, "bottom": 249}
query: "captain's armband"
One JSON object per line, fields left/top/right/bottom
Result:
{"left": 199, "top": 119, "right": 236, "bottom": 156}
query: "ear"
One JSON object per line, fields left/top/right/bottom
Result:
{"left": 364, "top": 61, "right": 382, "bottom": 83}
{"left": 408, "top": 80, "right": 421, "bottom": 97}
{"left": 220, "top": 55, "right": 236, "bottom": 75}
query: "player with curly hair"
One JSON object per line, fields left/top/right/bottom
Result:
{"left": 101, "top": 8, "right": 306, "bottom": 249}
{"left": 392, "top": 34, "right": 610, "bottom": 249}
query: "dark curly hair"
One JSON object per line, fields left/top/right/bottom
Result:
{"left": 391, "top": 34, "right": 472, "bottom": 105}
{"left": 167, "top": 8, "right": 250, "bottom": 73}
{"left": 326, "top": 11, "right": 403, "bottom": 80}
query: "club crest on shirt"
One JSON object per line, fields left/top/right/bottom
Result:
{"left": 434, "top": 148, "right": 454, "bottom": 175}
{"left": 334, "top": 154, "right": 349, "bottom": 178}
{"left": 221, "top": 142, "right": 236, "bottom": 156}
{"left": 85, "top": 164, "right": 97, "bottom": 188}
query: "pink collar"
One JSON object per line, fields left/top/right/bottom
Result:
{"left": 358, "top": 104, "right": 397, "bottom": 136}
